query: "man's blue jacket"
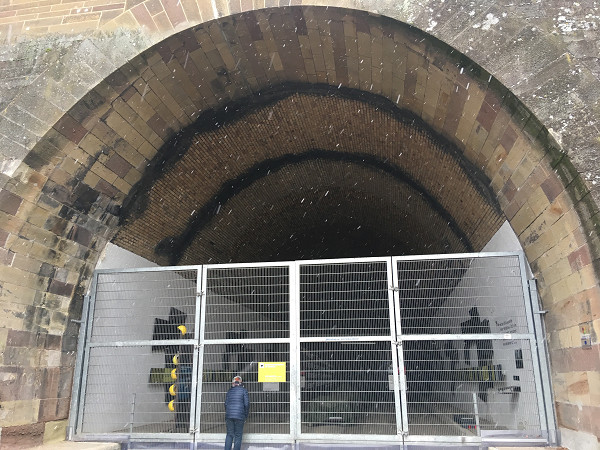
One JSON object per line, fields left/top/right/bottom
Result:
{"left": 225, "top": 385, "right": 250, "bottom": 420}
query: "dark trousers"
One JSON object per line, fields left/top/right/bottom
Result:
{"left": 224, "top": 418, "right": 245, "bottom": 450}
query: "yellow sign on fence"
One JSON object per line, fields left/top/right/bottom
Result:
{"left": 258, "top": 362, "right": 286, "bottom": 382}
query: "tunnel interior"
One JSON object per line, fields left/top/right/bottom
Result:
{"left": 114, "top": 85, "right": 505, "bottom": 267}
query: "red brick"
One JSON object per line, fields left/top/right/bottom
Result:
{"left": 62, "top": 12, "right": 101, "bottom": 24}
{"left": 162, "top": 0, "right": 186, "bottom": 28}
{"left": 131, "top": 2, "right": 158, "bottom": 33}
{"left": 145, "top": 0, "right": 163, "bottom": 16}
{"left": 92, "top": 3, "right": 124, "bottom": 12}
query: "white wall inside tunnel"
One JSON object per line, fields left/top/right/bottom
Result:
{"left": 96, "top": 242, "right": 159, "bottom": 270}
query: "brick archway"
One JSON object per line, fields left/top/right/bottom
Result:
{"left": 0, "top": 6, "right": 598, "bottom": 448}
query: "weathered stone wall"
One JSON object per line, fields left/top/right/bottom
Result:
{"left": 0, "top": 1, "right": 599, "bottom": 206}
{"left": 0, "top": 2, "right": 597, "bottom": 449}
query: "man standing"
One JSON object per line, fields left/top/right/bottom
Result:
{"left": 224, "top": 375, "right": 250, "bottom": 450}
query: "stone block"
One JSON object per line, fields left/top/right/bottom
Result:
{"left": 38, "top": 397, "right": 59, "bottom": 422}
{"left": 0, "top": 420, "right": 44, "bottom": 447}
{"left": 104, "top": 110, "right": 147, "bottom": 150}
{"left": 3, "top": 346, "right": 44, "bottom": 368}
{"left": 511, "top": 203, "right": 536, "bottom": 235}
{"left": 556, "top": 401, "right": 581, "bottom": 433}
{"left": 0, "top": 274, "right": 44, "bottom": 302}
{"left": 421, "top": 65, "right": 443, "bottom": 124}
{"left": 552, "top": 372, "right": 568, "bottom": 402}
{"left": 0, "top": 189, "right": 23, "bottom": 216}
{"left": 43, "top": 418, "right": 68, "bottom": 444}
{"left": 0, "top": 303, "right": 27, "bottom": 330}
{"left": 82, "top": 169, "right": 101, "bottom": 189}
{"left": 78, "top": 131, "right": 107, "bottom": 158}
{"left": 112, "top": 176, "right": 132, "bottom": 195}
{"left": 527, "top": 186, "right": 551, "bottom": 218}
{"left": 89, "top": 160, "right": 118, "bottom": 185}
{"left": 565, "top": 370, "right": 590, "bottom": 405}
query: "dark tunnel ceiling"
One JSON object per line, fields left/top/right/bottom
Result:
{"left": 115, "top": 85, "right": 505, "bottom": 265}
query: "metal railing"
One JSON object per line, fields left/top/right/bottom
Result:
{"left": 69, "top": 253, "right": 556, "bottom": 447}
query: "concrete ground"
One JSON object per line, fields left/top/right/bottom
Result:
{"left": 30, "top": 442, "right": 120, "bottom": 450}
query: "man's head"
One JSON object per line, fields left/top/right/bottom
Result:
{"left": 232, "top": 376, "right": 242, "bottom": 386}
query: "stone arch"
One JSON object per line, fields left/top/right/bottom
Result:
{"left": 0, "top": 5, "right": 598, "bottom": 448}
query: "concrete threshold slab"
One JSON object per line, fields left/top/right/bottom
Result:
{"left": 31, "top": 441, "right": 120, "bottom": 450}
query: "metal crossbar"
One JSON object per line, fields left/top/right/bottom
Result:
{"left": 69, "top": 253, "right": 556, "bottom": 447}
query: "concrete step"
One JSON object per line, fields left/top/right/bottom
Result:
{"left": 30, "top": 442, "right": 120, "bottom": 450}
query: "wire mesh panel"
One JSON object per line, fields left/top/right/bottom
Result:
{"left": 402, "top": 339, "right": 541, "bottom": 437}
{"left": 299, "top": 260, "right": 392, "bottom": 337}
{"left": 79, "top": 268, "right": 199, "bottom": 437}
{"left": 395, "top": 255, "right": 529, "bottom": 335}
{"left": 203, "top": 265, "right": 290, "bottom": 340}
{"left": 91, "top": 269, "right": 198, "bottom": 343}
{"left": 300, "top": 341, "right": 397, "bottom": 435}
{"left": 81, "top": 345, "right": 195, "bottom": 434}
{"left": 199, "top": 343, "right": 291, "bottom": 435}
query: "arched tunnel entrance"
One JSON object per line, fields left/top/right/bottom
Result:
{"left": 0, "top": 5, "right": 598, "bottom": 449}
{"left": 70, "top": 53, "right": 554, "bottom": 449}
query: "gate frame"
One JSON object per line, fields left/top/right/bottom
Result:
{"left": 68, "top": 252, "right": 557, "bottom": 447}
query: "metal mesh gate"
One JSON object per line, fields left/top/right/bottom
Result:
{"left": 69, "top": 253, "right": 555, "bottom": 447}
{"left": 74, "top": 268, "right": 199, "bottom": 437}
{"left": 298, "top": 259, "right": 399, "bottom": 439}
{"left": 392, "top": 254, "right": 551, "bottom": 445}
